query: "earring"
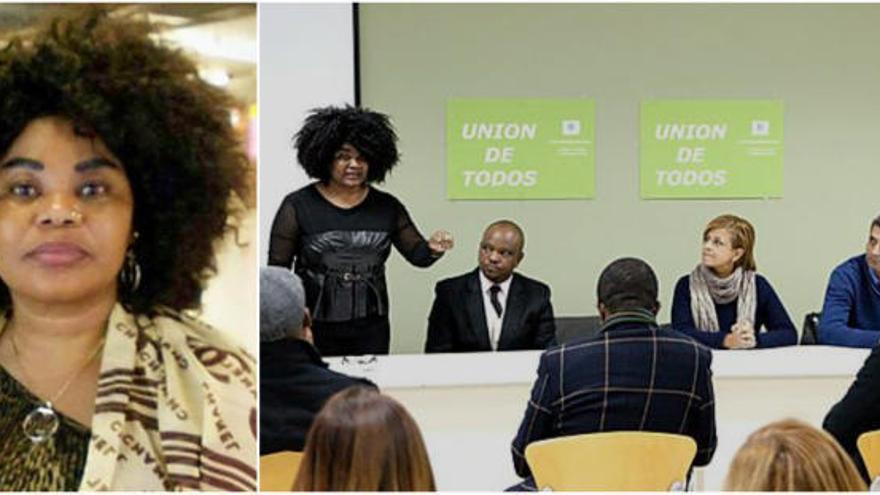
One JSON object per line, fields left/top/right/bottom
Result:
{"left": 120, "top": 247, "right": 142, "bottom": 293}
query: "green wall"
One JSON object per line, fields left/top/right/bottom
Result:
{"left": 359, "top": 4, "right": 880, "bottom": 354}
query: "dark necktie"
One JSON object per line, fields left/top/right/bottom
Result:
{"left": 489, "top": 284, "right": 503, "bottom": 318}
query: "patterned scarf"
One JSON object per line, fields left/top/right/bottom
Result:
{"left": 78, "top": 304, "right": 256, "bottom": 491}
{"left": 689, "top": 264, "right": 757, "bottom": 333}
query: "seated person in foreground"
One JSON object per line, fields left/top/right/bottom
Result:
{"left": 725, "top": 419, "right": 866, "bottom": 491}
{"left": 259, "top": 267, "right": 375, "bottom": 455}
{"left": 425, "top": 220, "right": 555, "bottom": 352}
{"left": 671, "top": 214, "right": 797, "bottom": 349}
{"left": 293, "top": 386, "right": 435, "bottom": 491}
{"left": 823, "top": 344, "right": 880, "bottom": 483}
{"left": 819, "top": 214, "right": 880, "bottom": 347}
{"left": 509, "top": 258, "right": 716, "bottom": 491}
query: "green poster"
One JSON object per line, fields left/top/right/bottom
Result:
{"left": 640, "top": 100, "right": 784, "bottom": 199}
{"left": 446, "top": 98, "right": 595, "bottom": 199}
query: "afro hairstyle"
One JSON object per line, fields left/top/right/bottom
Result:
{"left": 0, "top": 8, "right": 250, "bottom": 315}
{"left": 294, "top": 105, "right": 399, "bottom": 183}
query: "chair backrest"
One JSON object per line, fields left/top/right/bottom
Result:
{"left": 525, "top": 431, "right": 697, "bottom": 491}
{"left": 801, "top": 312, "right": 821, "bottom": 345}
{"left": 555, "top": 316, "right": 602, "bottom": 345}
{"left": 858, "top": 430, "right": 880, "bottom": 487}
{"left": 259, "top": 451, "right": 303, "bottom": 492}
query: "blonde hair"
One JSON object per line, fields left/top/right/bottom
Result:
{"left": 724, "top": 419, "right": 866, "bottom": 491}
{"left": 293, "top": 386, "right": 436, "bottom": 491}
{"left": 703, "top": 214, "right": 757, "bottom": 271}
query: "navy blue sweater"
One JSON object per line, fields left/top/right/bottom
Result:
{"left": 819, "top": 255, "right": 880, "bottom": 348}
{"left": 671, "top": 273, "right": 797, "bottom": 349}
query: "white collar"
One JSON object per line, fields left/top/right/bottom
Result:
{"left": 478, "top": 269, "right": 513, "bottom": 294}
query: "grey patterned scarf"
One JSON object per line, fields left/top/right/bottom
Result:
{"left": 689, "top": 264, "right": 757, "bottom": 332}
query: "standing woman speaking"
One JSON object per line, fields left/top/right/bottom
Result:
{"left": 269, "top": 107, "right": 453, "bottom": 356}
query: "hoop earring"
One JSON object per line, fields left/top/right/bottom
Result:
{"left": 120, "top": 247, "right": 141, "bottom": 293}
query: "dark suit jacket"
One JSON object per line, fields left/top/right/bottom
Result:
{"left": 510, "top": 311, "right": 717, "bottom": 483}
{"left": 259, "top": 338, "right": 375, "bottom": 455}
{"left": 425, "top": 269, "right": 556, "bottom": 353}
{"left": 824, "top": 345, "right": 880, "bottom": 482}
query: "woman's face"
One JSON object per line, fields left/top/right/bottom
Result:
{"left": 702, "top": 228, "right": 744, "bottom": 275}
{"left": 328, "top": 143, "right": 369, "bottom": 188}
{"left": 0, "top": 117, "right": 134, "bottom": 306}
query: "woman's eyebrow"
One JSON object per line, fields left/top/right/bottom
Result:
{"left": 1, "top": 157, "right": 43, "bottom": 170}
{"left": 75, "top": 157, "right": 120, "bottom": 172}
{"left": 0, "top": 157, "right": 121, "bottom": 172}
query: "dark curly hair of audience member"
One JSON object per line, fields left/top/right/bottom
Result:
{"left": 293, "top": 105, "right": 399, "bottom": 183}
{"left": 0, "top": 9, "right": 249, "bottom": 315}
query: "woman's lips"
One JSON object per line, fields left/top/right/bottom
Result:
{"left": 27, "top": 242, "right": 89, "bottom": 267}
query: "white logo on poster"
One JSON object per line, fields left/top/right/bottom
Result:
{"left": 562, "top": 120, "right": 581, "bottom": 136}
{"left": 751, "top": 120, "right": 770, "bottom": 136}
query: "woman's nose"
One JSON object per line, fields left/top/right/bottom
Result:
{"left": 37, "top": 198, "right": 83, "bottom": 227}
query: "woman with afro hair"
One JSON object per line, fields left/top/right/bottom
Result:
{"left": 0, "top": 9, "right": 255, "bottom": 491}
{"left": 269, "top": 106, "right": 454, "bottom": 356}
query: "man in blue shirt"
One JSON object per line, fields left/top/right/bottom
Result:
{"left": 819, "top": 215, "right": 880, "bottom": 348}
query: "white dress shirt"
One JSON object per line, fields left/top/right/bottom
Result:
{"left": 479, "top": 270, "right": 513, "bottom": 351}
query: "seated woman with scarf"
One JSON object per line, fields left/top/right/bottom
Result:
{"left": 671, "top": 214, "right": 797, "bottom": 349}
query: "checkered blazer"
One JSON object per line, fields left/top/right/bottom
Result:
{"left": 511, "top": 310, "right": 717, "bottom": 479}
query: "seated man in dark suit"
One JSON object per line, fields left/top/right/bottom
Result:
{"left": 823, "top": 344, "right": 880, "bottom": 483}
{"left": 425, "top": 220, "right": 555, "bottom": 353}
{"left": 509, "top": 258, "right": 717, "bottom": 490}
{"left": 259, "top": 266, "right": 375, "bottom": 455}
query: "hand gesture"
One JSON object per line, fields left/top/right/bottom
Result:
{"left": 428, "top": 230, "right": 454, "bottom": 255}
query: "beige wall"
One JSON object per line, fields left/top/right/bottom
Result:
{"left": 358, "top": 4, "right": 880, "bottom": 354}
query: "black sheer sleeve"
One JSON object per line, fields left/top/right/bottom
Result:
{"left": 390, "top": 197, "right": 439, "bottom": 268}
{"left": 268, "top": 197, "right": 299, "bottom": 268}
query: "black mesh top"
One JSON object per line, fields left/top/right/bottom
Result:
{"left": 268, "top": 184, "right": 439, "bottom": 322}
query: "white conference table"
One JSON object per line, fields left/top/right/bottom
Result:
{"left": 328, "top": 346, "right": 869, "bottom": 491}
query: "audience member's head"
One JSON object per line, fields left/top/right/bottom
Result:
{"left": 260, "top": 266, "right": 311, "bottom": 343}
{"left": 293, "top": 386, "right": 436, "bottom": 491}
{"left": 724, "top": 418, "right": 866, "bottom": 491}
{"left": 596, "top": 257, "right": 659, "bottom": 319}
{"left": 478, "top": 220, "right": 525, "bottom": 283}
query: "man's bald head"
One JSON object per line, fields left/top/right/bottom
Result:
{"left": 478, "top": 220, "right": 526, "bottom": 283}
{"left": 484, "top": 220, "right": 525, "bottom": 251}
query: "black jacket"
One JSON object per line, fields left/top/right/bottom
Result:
{"left": 824, "top": 345, "right": 880, "bottom": 482}
{"left": 425, "top": 269, "right": 556, "bottom": 353}
{"left": 259, "top": 338, "right": 375, "bottom": 454}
